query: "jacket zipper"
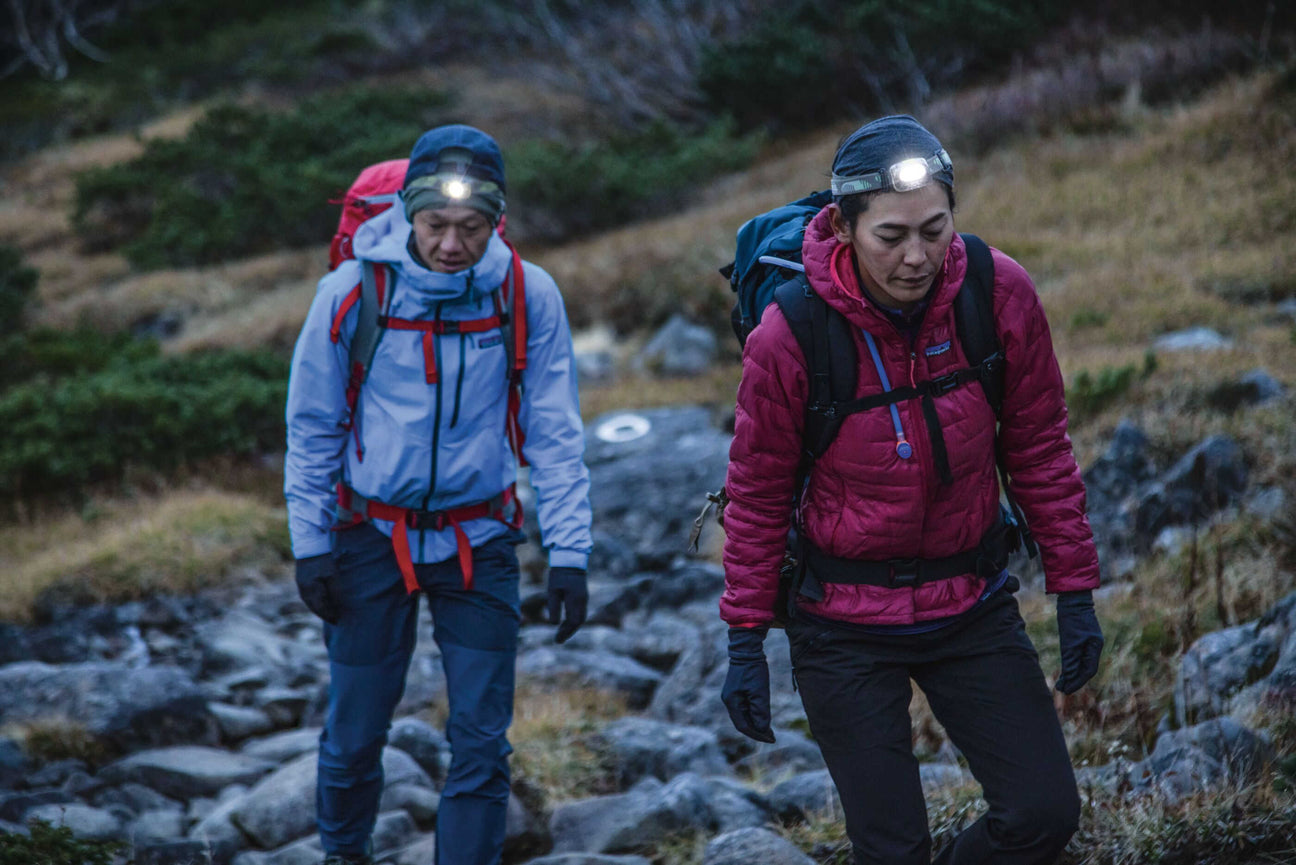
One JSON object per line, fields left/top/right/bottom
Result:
{"left": 450, "top": 331, "right": 466, "bottom": 428}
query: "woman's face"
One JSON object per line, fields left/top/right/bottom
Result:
{"left": 831, "top": 183, "right": 955, "bottom": 311}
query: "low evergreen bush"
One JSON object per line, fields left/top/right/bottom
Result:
{"left": 699, "top": 0, "right": 1066, "bottom": 132}
{"left": 73, "top": 84, "right": 453, "bottom": 269}
{"left": 0, "top": 347, "right": 288, "bottom": 505}
{"left": 0, "top": 819, "right": 124, "bottom": 865}
{"left": 508, "top": 119, "right": 763, "bottom": 240}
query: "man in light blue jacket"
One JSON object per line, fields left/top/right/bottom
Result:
{"left": 285, "top": 125, "right": 593, "bottom": 865}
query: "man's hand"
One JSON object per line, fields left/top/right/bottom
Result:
{"left": 721, "top": 626, "right": 775, "bottom": 743}
{"left": 547, "top": 566, "right": 588, "bottom": 644}
{"left": 1055, "top": 590, "right": 1104, "bottom": 694}
{"left": 295, "top": 554, "right": 341, "bottom": 625}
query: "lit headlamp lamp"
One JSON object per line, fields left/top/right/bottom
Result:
{"left": 831, "top": 149, "right": 952, "bottom": 196}
{"left": 404, "top": 172, "right": 503, "bottom": 202}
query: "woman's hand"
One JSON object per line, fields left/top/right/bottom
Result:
{"left": 1055, "top": 590, "right": 1104, "bottom": 693}
{"left": 721, "top": 626, "right": 776, "bottom": 743}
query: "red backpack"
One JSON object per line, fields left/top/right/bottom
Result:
{"left": 325, "top": 159, "right": 529, "bottom": 466}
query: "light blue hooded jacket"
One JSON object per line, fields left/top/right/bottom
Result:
{"left": 284, "top": 204, "right": 592, "bottom": 570}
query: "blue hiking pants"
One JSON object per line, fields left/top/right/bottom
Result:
{"left": 317, "top": 522, "right": 521, "bottom": 865}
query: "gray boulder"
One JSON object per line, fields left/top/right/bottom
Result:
{"left": 132, "top": 808, "right": 188, "bottom": 844}
{"left": 734, "top": 732, "right": 826, "bottom": 778}
{"left": 98, "top": 747, "right": 276, "bottom": 801}
{"left": 524, "top": 856, "right": 652, "bottom": 865}
{"left": 135, "top": 840, "right": 215, "bottom": 865}
{"left": 767, "top": 770, "right": 841, "bottom": 822}
{"left": 516, "top": 647, "right": 663, "bottom": 710}
{"left": 634, "top": 314, "right": 719, "bottom": 378}
{"left": 228, "top": 748, "right": 431, "bottom": 851}
{"left": 583, "top": 407, "right": 731, "bottom": 570}
{"left": 239, "top": 728, "right": 321, "bottom": 764}
{"left": 1135, "top": 435, "right": 1248, "bottom": 541}
{"left": 388, "top": 716, "right": 449, "bottom": 786}
{"left": 210, "top": 703, "right": 276, "bottom": 743}
{"left": 23, "top": 802, "right": 123, "bottom": 840}
{"left": 1205, "top": 368, "right": 1285, "bottom": 411}
{"left": 1153, "top": 327, "right": 1233, "bottom": 352}
{"left": 548, "top": 773, "right": 716, "bottom": 855}
{"left": 1174, "top": 601, "right": 1290, "bottom": 726}
{"left": 703, "top": 827, "right": 814, "bottom": 865}
{"left": 0, "top": 661, "right": 216, "bottom": 750}
{"left": 0, "top": 788, "right": 74, "bottom": 822}
{"left": 598, "top": 717, "right": 729, "bottom": 786}
{"left": 649, "top": 626, "right": 804, "bottom": 734}
{"left": 1128, "top": 718, "right": 1274, "bottom": 803}
{"left": 695, "top": 775, "right": 774, "bottom": 832}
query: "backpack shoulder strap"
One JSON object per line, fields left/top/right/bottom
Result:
{"left": 496, "top": 241, "right": 529, "bottom": 467}
{"left": 348, "top": 260, "right": 389, "bottom": 384}
{"left": 773, "top": 277, "right": 856, "bottom": 465}
{"left": 952, "top": 232, "right": 1002, "bottom": 414}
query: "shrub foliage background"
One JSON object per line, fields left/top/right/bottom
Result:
{"left": 0, "top": 249, "right": 288, "bottom": 508}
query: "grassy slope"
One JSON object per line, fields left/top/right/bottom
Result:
{"left": 0, "top": 55, "right": 1294, "bottom": 864}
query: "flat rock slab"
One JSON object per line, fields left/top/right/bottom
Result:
{"left": 99, "top": 746, "right": 276, "bottom": 801}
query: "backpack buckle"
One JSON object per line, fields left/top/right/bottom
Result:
{"left": 405, "top": 509, "right": 447, "bottom": 531}
{"left": 930, "top": 373, "right": 961, "bottom": 395}
{"left": 887, "top": 558, "right": 921, "bottom": 588}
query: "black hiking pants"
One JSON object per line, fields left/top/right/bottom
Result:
{"left": 787, "top": 590, "right": 1080, "bottom": 865}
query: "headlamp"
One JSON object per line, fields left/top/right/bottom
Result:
{"left": 404, "top": 172, "right": 503, "bottom": 202}
{"left": 442, "top": 178, "right": 471, "bottom": 200}
{"left": 831, "top": 149, "right": 952, "bottom": 196}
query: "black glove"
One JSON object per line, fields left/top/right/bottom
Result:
{"left": 547, "top": 566, "right": 588, "bottom": 644}
{"left": 295, "top": 554, "right": 341, "bottom": 625}
{"left": 1055, "top": 590, "right": 1104, "bottom": 694}
{"left": 721, "top": 627, "right": 775, "bottom": 743}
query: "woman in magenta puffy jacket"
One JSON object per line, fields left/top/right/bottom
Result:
{"left": 719, "top": 116, "right": 1104, "bottom": 865}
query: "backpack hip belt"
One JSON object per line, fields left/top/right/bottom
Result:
{"left": 798, "top": 512, "right": 1019, "bottom": 596}
{"left": 336, "top": 483, "right": 524, "bottom": 594}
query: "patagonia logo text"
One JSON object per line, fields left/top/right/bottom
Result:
{"left": 477, "top": 334, "right": 503, "bottom": 349}
{"left": 925, "top": 340, "right": 952, "bottom": 357}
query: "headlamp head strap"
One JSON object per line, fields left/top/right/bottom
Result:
{"left": 831, "top": 148, "right": 952, "bottom": 196}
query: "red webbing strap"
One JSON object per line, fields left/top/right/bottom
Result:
{"left": 383, "top": 315, "right": 504, "bottom": 334}
{"left": 330, "top": 285, "right": 362, "bottom": 343}
{"left": 505, "top": 241, "right": 527, "bottom": 373}
{"left": 383, "top": 314, "right": 506, "bottom": 386}
{"left": 337, "top": 485, "right": 520, "bottom": 594}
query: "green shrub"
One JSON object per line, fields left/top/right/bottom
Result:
{"left": 0, "top": 819, "right": 124, "bottom": 865}
{"left": 0, "top": 328, "right": 156, "bottom": 393}
{"left": 74, "top": 102, "right": 761, "bottom": 263}
{"left": 0, "top": 348, "right": 288, "bottom": 505}
{"left": 698, "top": 0, "right": 1066, "bottom": 132}
{"left": 508, "top": 119, "right": 763, "bottom": 241}
{"left": 1067, "top": 352, "right": 1156, "bottom": 422}
{"left": 0, "top": 245, "right": 39, "bottom": 339}
{"left": 72, "top": 84, "right": 453, "bottom": 268}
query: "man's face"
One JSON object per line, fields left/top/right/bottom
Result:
{"left": 410, "top": 205, "right": 493, "bottom": 273}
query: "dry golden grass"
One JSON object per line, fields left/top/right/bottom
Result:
{"left": 0, "top": 489, "right": 291, "bottom": 622}
{"left": 506, "top": 684, "right": 629, "bottom": 804}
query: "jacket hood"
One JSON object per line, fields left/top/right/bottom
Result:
{"left": 351, "top": 204, "right": 512, "bottom": 303}
{"left": 801, "top": 206, "right": 968, "bottom": 332}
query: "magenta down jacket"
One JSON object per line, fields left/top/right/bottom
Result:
{"left": 720, "top": 208, "right": 1101, "bottom": 628}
